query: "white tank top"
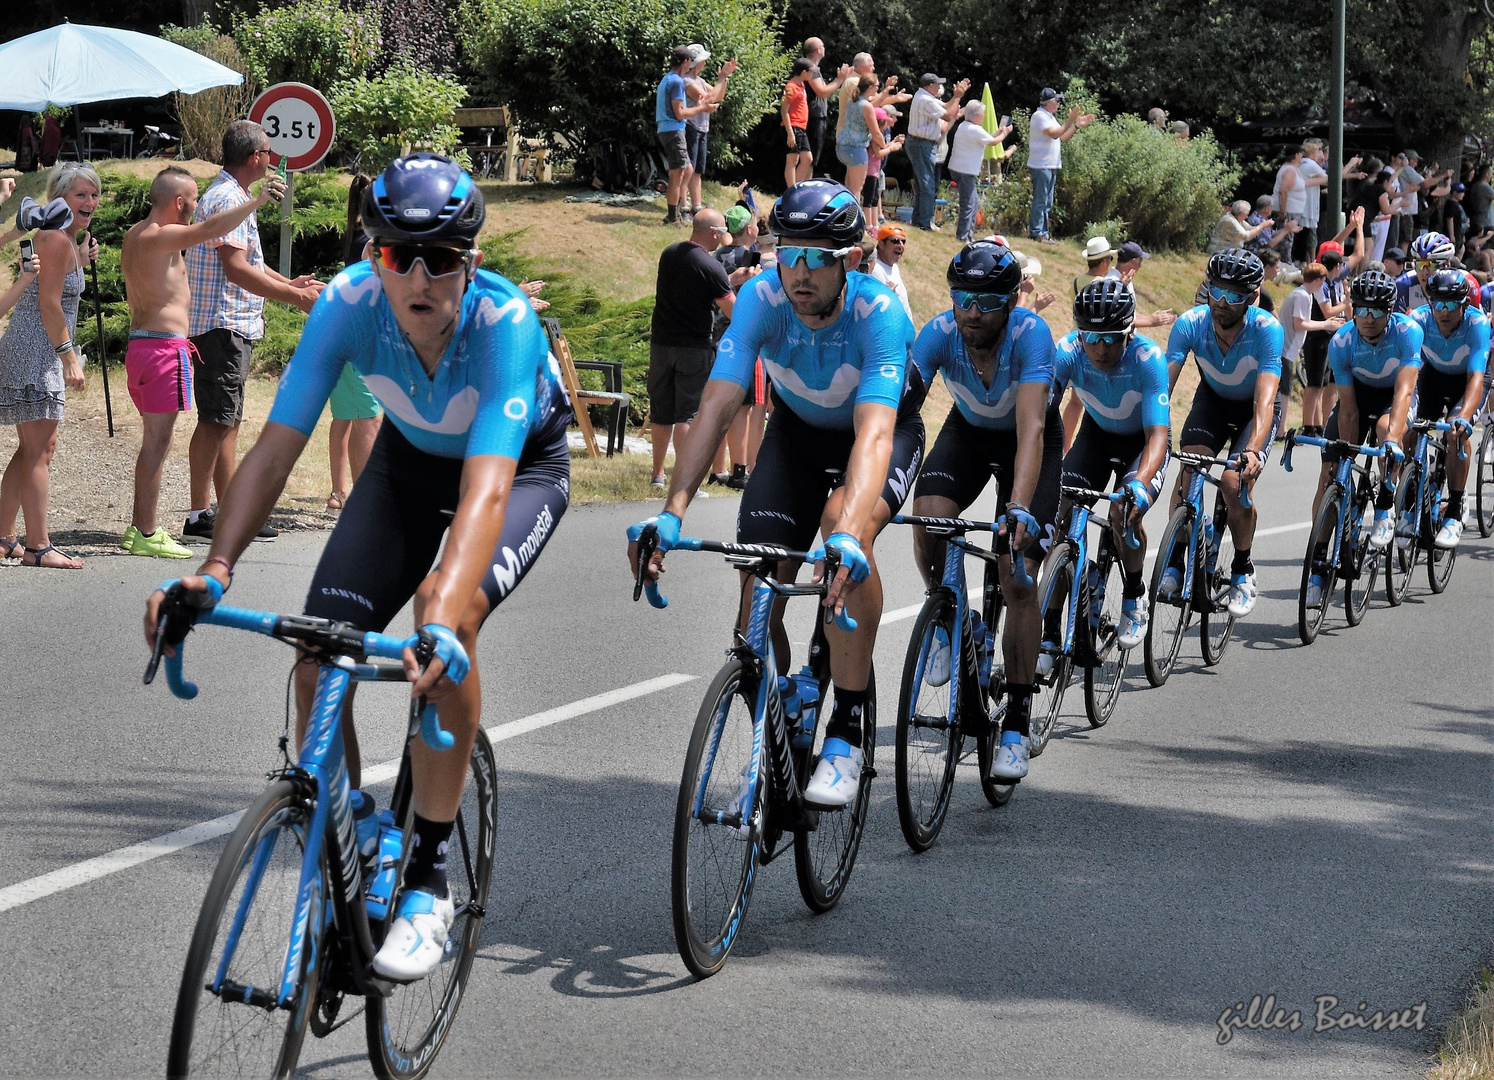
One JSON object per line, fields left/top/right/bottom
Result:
{"left": 1276, "top": 162, "right": 1307, "bottom": 215}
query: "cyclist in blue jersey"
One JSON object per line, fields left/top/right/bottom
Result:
{"left": 909, "top": 240, "right": 1062, "bottom": 781}
{"left": 145, "top": 155, "right": 570, "bottom": 981}
{"left": 1304, "top": 271, "right": 1422, "bottom": 604}
{"left": 1408, "top": 268, "right": 1490, "bottom": 548}
{"left": 628, "top": 179, "right": 923, "bottom": 808}
{"left": 1054, "top": 280, "right": 1172, "bottom": 648}
{"left": 1163, "top": 249, "right": 1283, "bottom": 617}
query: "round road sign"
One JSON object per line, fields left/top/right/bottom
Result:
{"left": 248, "top": 82, "right": 336, "bottom": 172}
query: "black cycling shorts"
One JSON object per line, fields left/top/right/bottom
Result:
{"left": 1323, "top": 380, "right": 1406, "bottom": 445}
{"left": 1061, "top": 415, "right": 1171, "bottom": 510}
{"left": 914, "top": 404, "right": 1063, "bottom": 550}
{"left": 737, "top": 390, "right": 925, "bottom": 552}
{"left": 304, "top": 414, "right": 571, "bottom": 632}
{"left": 1416, "top": 367, "right": 1474, "bottom": 422}
{"left": 1179, "top": 380, "right": 1282, "bottom": 462}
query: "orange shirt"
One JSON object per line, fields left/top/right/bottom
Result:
{"left": 784, "top": 79, "right": 808, "bottom": 129}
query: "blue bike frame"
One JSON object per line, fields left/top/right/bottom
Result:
{"left": 1169, "top": 453, "right": 1251, "bottom": 611}
{"left": 1049, "top": 489, "right": 1138, "bottom": 665}
{"left": 1403, "top": 419, "right": 1467, "bottom": 536}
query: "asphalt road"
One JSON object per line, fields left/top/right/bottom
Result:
{"left": 0, "top": 460, "right": 1489, "bottom": 1079}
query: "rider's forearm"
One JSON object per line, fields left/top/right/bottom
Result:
{"left": 664, "top": 379, "right": 745, "bottom": 520}
{"left": 1136, "top": 427, "right": 1170, "bottom": 485}
{"left": 205, "top": 424, "right": 306, "bottom": 576}
{"left": 1247, "top": 376, "right": 1281, "bottom": 454}
{"left": 424, "top": 456, "right": 516, "bottom": 629}
{"left": 1009, "top": 392, "right": 1046, "bottom": 510}
{"left": 1459, "top": 373, "right": 1484, "bottom": 421}
{"left": 832, "top": 411, "right": 895, "bottom": 541}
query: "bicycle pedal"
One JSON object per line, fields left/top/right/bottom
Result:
{"left": 862, "top": 766, "right": 878, "bottom": 780}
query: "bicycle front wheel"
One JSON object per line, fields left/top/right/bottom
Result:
{"left": 1385, "top": 460, "right": 1419, "bottom": 607}
{"left": 1476, "top": 425, "right": 1494, "bottom": 537}
{"left": 167, "top": 779, "right": 321, "bottom": 1080}
{"left": 894, "top": 593, "right": 961, "bottom": 852}
{"left": 1426, "top": 463, "right": 1456, "bottom": 594}
{"left": 1082, "top": 550, "right": 1127, "bottom": 728}
{"left": 794, "top": 668, "right": 876, "bottom": 913}
{"left": 1343, "top": 486, "right": 1377, "bottom": 626}
{"left": 368, "top": 729, "right": 499, "bottom": 1079}
{"left": 1299, "top": 487, "right": 1340, "bottom": 645}
{"left": 1031, "top": 546, "right": 1075, "bottom": 752}
{"left": 1199, "top": 500, "right": 1235, "bottom": 666}
{"left": 1145, "top": 506, "right": 1192, "bottom": 687}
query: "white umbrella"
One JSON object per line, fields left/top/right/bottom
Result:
{"left": 0, "top": 21, "right": 243, "bottom": 111}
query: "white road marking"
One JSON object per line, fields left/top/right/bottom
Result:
{"left": 880, "top": 603, "right": 924, "bottom": 625}
{"left": 0, "top": 674, "right": 699, "bottom": 915}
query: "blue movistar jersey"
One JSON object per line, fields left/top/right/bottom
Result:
{"left": 1053, "top": 331, "right": 1171, "bottom": 436}
{"left": 1327, "top": 313, "right": 1424, "bottom": 389}
{"left": 1410, "top": 304, "right": 1491, "bottom": 376}
{"left": 712, "top": 270, "right": 915, "bottom": 431}
{"left": 269, "top": 263, "right": 565, "bottom": 460}
{"left": 1394, "top": 272, "right": 1426, "bottom": 315}
{"left": 1165, "top": 304, "right": 1284, "bottom": 402}
{"left": 1481, "top": 282, "right": 1494, "bottom": 318}
{"left": 913, "top": 306, "right": 1054, "bottom": 431}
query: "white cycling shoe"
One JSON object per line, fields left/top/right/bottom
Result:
{"left": 372, "top": 888, "right": 455, "bottom": 982}
{"left": 1435, "top": 517, "right": 1464, "bottom": 550}
{"left": 925, "top": 625, "right": 951, "bottom": 687}
{"left": 988, "top": 732, "right": 1030, "bottom": 781}
{"left": 1156, "top": 566, "right": 1182, "bottom": 602}
{"left": 1116, "top": 596, "right": 1148, "bottom": 650}
{"left": 1369, "top": 511, "right": 1396, "bottom": 551}
{"left": 1304, "top": 574, "right": 1325, "bottom": 608}
{"left": 804, "top": 738, "right": 863, "bottom": 808}
{"left": 1226, "top": 572, "right": 1258, "bottom": 618}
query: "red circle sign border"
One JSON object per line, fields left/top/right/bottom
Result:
{"left": 248, "top": 82, "right": 336, "bottom": 171}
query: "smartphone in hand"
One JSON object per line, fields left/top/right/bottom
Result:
{"left": 19, "top": 237, "right": 34, "bottom": 272}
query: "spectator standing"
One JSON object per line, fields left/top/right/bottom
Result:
{"left": 647, "top": 208, "right": 741, "bottom": 487}
{"left": 869, "top": 222, "right": 913, "bottom": 319}
{"left": 1467, "top": 164, "right": 1494, "bottom": 238}
{"left": 947, "top": 100, "right": 1009, "bottom": 242}
{"left": 0, "top": 169, "right": 90, "bottom": 568}
{"left": 1027, "top": 86, "right": 1093, "bottom": 244}
{"left": 1441, "top": 182, "right": 1469, "bottom": 255}
{"left": 655, "top": 47, "right": 719, "bottom": 225}
{"left": 782, "top": 59, "right": 815, "bottom": 189}
{"left": 1382, "top": 246, "right": 1407, "bottom": 281}
{"left": 1207, "top": 200, "right": 1272, "bottom": 254}
{"left": 682, "top": 46, "right": 739, "bottom": 218}
{"left": 1295, "top": 139, "right": 1329, "bottom": 263}
{"left": 327, "top": 174, "right": 384, "bottom": 511}
{"left": 835, "top": 74, "right": 885, "bottom": 214}
{"left": 863, "top": 105, "right": 904, "bottom": 231}
{"left": 801, "top": 38, "right": 850, "bottom": 172}
{"left": 906, "top": 73, "right": 970, "bottom": 232}
{"left": 1394, "top": 151, "right": 1450, "bottom": 245}
{"left": 1290, "top": 262, "right": 1347, "bottom": 436}
{"left": 711, "top": 205, "right": 766, "bottom": 488}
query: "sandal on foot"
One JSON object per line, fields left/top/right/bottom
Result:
{"left": 327, "top": 491, "right": 346, "bottom": 511}
{"left": 0, "top": 536, "right": 23, "bottom": 559}
{"left": 23, "top": 543, "right": 82, "bottom": 569}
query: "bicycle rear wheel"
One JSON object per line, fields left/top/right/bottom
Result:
{"left": 368, "top": 729, "right": 498, "bottom": 1079}
{"left": 1299, "top": 487, "right": 1340, "bottom": 645}
{"left": 671, "top": 658, "right": 762, "bottom": 979}
{"left": 1031, "top": 546, "right": 1075, "bottom": 751}
{"left": 1145, "top": 507, "right": 1192, "bottom": 687}
{"left": 1343, "top": 486, "right": 1377, "bottom": 626}
{"left": 1385, "top": 461, "right": 1419, "bottom": 607}
{"left": 794, "top": 667, "right": 876, "bottom": 913}
{"left": 1199, "top": 500, "right": 1235, "bottom": 666}
{"left": 894, "top": 593, "right": 961, "bottom": 852}
{"left": 1426, "top": 476, "right": 1457, "bottom": 594}
{"left": 167, "top": 778, "right": 321, "bottom": 1080}
{"left": 1082, "top": 550, "right": 1126, "bottom": 728}
{"left": 1476, "top": 425, "right": 1494, "bottom": 537}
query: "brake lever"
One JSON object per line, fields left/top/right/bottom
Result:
{"left": 408, "top": 638, "right": 455, "bottom": 752}
{"left": 632, "top": 526, "right": 668, "bottom": 609}
{"left": 818, "top": 548, "right": 858, "bottom": 632}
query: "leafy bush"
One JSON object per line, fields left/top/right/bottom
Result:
{"left": 329, "top": 64, "right": 468, "bottom": 172}
{"left": 1083, "top": 219, "right": 1128, "bottom": 245}
{"left": 458, "top": 0, "right": 792, "bottom": 171}
{"left": 162, "top": 22, "right": 257, "bottom": 163}
{"left": 232, "top": 0, "right": 380, "bottom": 92}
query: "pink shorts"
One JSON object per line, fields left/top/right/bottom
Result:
{"left": 125, "top": 333, "right": 196, "bottom": 414}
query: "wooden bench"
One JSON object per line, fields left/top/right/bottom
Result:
{"left": 540, "top": 318, "right": 630, "bottom": 457}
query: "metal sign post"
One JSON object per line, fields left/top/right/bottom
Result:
{"left": 248, "top": 82, "right": 335, "bottom": 280}
{"left": 280, "top": 171, "right": 294, "bottom": 279}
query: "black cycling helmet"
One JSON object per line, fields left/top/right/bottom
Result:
{"left": 769, "top": 179, "right": 865, "bottom": 246}
{"left": 1349, "top": 270, "right": 1398, "bottom": 308}
{"left": 1206, "top": 247, "right": 1265, "bottom": 292}
{"left": 1073, "top": 278, "right": 1136, "bottom": 331}
{"left": 947, "top": 240, "right": 1022, "bottom": 294}
{"left": 1425, "top": 267, "right": 1472, "bottom": 303}
{"left": 362, "top": 153, "right": 485, "bottom": 245}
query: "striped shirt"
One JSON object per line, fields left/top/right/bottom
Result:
{"left": 186, "top": 171, "right": 266, "bottom": 340}
{"left": 908, "top": 89, "right": 945, "bottom": 142}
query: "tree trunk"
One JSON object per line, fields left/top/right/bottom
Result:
{"left": 1412, "top": 4, "right": 1487, "bottom": 169}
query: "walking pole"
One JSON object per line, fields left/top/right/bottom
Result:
{"left": 87, "top": 256, "right": 114, "bottom": 437}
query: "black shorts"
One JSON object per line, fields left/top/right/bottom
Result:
{"left": 647, "top": 343, "right": 714, "bottom": 425}
{"left": 190, "top": 327, "right": 252, "bottom": 426}
{"left": 1061, "top": 416, "right": 1171, "bottom": 510}
{"left": 1416, "top": 367, "right": 1474, "bottom": 422}
{"left": 1179, "top": 380, "right": 1281, "bottom": 461}
{"left": 1301, "top": 335, "right": 1332, "bottom": 387}
{"left": 788, "top": 127, "right": 810, "bottom": 154}
{"left": 304, "top": 415, "right": 571, "bottom": 631}
{"left": 915, "top": 405, "right": 1063, "bottom": 551}
{"left": 861, "top": 172, "right": 883, "bottom": 208}
{"left": 1323, "top": 380, "right": 1402, "bottom": 445}
{"left": 737, "top": 391, "right": 925, "bottom": 552}
{"left": 657, "top": 129, "right": 689, "bottom": 172}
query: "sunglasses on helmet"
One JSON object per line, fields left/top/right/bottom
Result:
{"left": 950, "top": 288, "right": 1011, "bottom": 313}
{"left": 372, "top": 242, "right": 472, "bottom": 278}
{"left": 1353, "top": 305, "right": 1389, "bottom": 319}
{"left": 1207, "top": 284, "right": 1251, "bottom": 306}
{"left": 1431, "top": 299, "right": 1464, "bottom": 312}
{"left": 777, "top": 245, "right": 856, "bottom": 269}
{"left": 1081, "top": 330, "right": 1127, "bottom": 346}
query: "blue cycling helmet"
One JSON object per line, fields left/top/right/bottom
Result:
{"left": 1410, "top": 231, "right": 1455, "bottom": 263}
{"left": 1426, "top": 267, "right": 1472, "bottom": 302}
{"left": 769, "top": 179, "right": 865, "bottom": 246}
{"left": 362, "top": 153, "right": 485, "bottom": 245}
{"left": 947, "top": 240, "right": 1023, "bottom": 294}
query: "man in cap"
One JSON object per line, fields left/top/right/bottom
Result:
{"left": 906, "top": 72, "right": 971, "bottom": 232}
{"left": 1111, "top": 240, "right": 1175, "bottom": 328}
{"left": 1027, "top": 87, "right": 1094, "bottom": 244}
{"left": 869, "top": 222, "right": 913, "bottom": 319}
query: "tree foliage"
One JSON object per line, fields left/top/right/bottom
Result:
{"left": 329, "top": 64, "right": 469, "bottom": 170}
{"left": 231, "top": 0, "right": 381, "bottom": 92}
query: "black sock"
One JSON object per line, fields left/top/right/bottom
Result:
{"left": 1375, "top": 485, "right": 1395, "bottom": 511}
{"left": 825, "top": 687, "right": 867, "bottom": 748}
{"left": 1312, "top": 540, "right": 1328, "bottom": 569}
{"left": 1123, "top": 569, "right": 1145, "bottom": 599}
{"left": 1167, "top": 541, "right": 1186, "bottom": 571}
{"left": 1003, "top": 683, "right": 1034, "bottom": 737}
{"left": 1231, "top": 547, "right": 1253, "bottom": 575}
{"left": 404, "top": 813, "right": 453, "bottom": 899}
{"left": 1448, "top": 490, "right": 1464, "bottom": 519}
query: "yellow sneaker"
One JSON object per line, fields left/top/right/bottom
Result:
{"left": 128, "top": 526, "right": 192, "bottom": 559}
{"left": 120, "top": 524, "right": 141, "bottom": 551}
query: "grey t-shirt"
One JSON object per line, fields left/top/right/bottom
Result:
{"left": 1397, "top": 166, "right": 1424, "bottom": 215}
{"left": 807, "top": 64, "right": 827, "bottom": 119}
{"left": 1297, "top": 157, "right": 1326, "bottom": 227}
{"left": 1469, "top": 181, "right": 1494, "bottom": 229}
{"left": 685, "top": 75, "right": 710, "bottom": 133}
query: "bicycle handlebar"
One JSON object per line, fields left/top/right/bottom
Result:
{"left": 1282, "top": 429, "right": 1395, "bottom": 472}
{"left": 890, "top": 512, "right": 1033, "bottom": 587}
{"left": 1171, "top": 450, "right": 1254, "bottom": 510}
{"left": 1061, "top": 485, "right": 1142, "bottom": 550}
{"left": 1411, "top": 418, "right": 1470, "bottom": 460}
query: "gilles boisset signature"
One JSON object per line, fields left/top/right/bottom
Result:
{"left": 1216, "top": 994, "right": 1428, "bottom": 1045}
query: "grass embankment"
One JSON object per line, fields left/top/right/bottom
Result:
{"left": 1430, "top": 969, "right": 1494, "bottom": 1080}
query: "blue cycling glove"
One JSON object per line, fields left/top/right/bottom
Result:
{"left": 1381, "top": 440, "right": 1404, "bottom": 464}
{"left": 810, "top": 532, "right": 870, "bottom": 583}
{"left": 154, "top": 575, "right": 224, "bottom": 649}
{"left": 1452, "top": 417, "right": 1474, "bottom": 439}
{"left": 1124, "top": 479, "right": 1152, "bottom": 515}
{"left": 1004, "top": 505, "right": 1039, "bottom": 549}
{"left": 626, "top": 510, "right": 681, "bottom": 551}
{"left": 415, "top": 624, "right": 470, "bottom": 685}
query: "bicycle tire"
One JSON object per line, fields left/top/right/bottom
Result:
{"left": 167, "top": 778, "right": 321, "bottom": 1080}
{"left": 1476, "top": 425, "right": 1494, "bottom": 537}
{"left": 1299, "top": 487, "right": 1340, "bottom": 645}
{"left": 366, "top": 728, "right": 498, "bottom": 1079}
{"left": 1199, "top": 497, "right": 1235, "bottom": 666}
{"left": 670, "top": 658, "right": 762, "bottom": 979}
{"left": 794, "top": 665, "right": 876, "bottom": 914}
{"left": 977, "top": 557, "right": 1016, "bottom": 807}
{"left": 894, "top": 593, "right": 961, "bottom": 852}
{"left": 1082, "top": 548, "right": 1126, "bottom": 728}
{"left": 977, "top": 695, "right": 1016, "bottom": 808}
{"left": 1032, "top": 546, "right": 1075, "bottom": 751}
{"left": 1385, "top": 460, "right": 1419, "bottom": 606}
{"left": 1343, "top": 483, "right": 1376, "bottom": 626}
{"left": 1145, "top": 506, "right": 1192, "bottom": 687}
{"left": 1426, "top": 465, "right": 1457, "bottom": 594}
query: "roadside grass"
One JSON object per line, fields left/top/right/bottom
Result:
{"left": 1430, "top": 969, "right": 1494, "bottom": 1080}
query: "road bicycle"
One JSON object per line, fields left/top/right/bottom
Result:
{"left": 631, "top": 528, "right": 873, "bottom": 980}
{"left": 1282, "top": 430, "right": 1397, "bottom": 645}
{"left": 1386, "top": 418, "right": 1467, "bottom": 603}
{"left": 148, "top": 603, "right": 496, "bottom": 1080}
{"left": 1144, "top": 452, "right": 1252, "bottom": 686}
{"left": 888, "top": 513, "right": 1035, "bottom": 852}
{"left": 1037, "top": 485, "right": 1139, "bottom": 730}
{"left": 1474, "top": 413, "right": 1494, "bottom": 537}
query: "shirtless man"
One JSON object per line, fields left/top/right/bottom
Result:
{"left": 118, "top": 165, "right": 283, "bottom": 558}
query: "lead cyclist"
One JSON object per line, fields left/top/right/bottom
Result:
{"left": 144, "top": 154, "right": 571, "bottom": 980}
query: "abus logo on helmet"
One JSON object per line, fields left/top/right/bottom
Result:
{"left": 403, "top": 208, "right": 432, "bottom": 219}
{"left": 788, "top": 212, "right": 808, "bottom": 221}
